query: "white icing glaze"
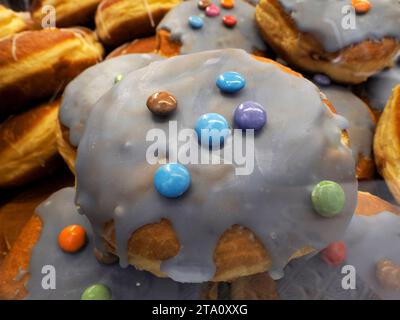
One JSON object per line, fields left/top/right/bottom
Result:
{"left": 75, "top": 49, "right": 357, "bottom": 283}
{"left": 279, "top": 0, "right": 400, "bottom": 52}
{"left": 26, "top": 188, "right": 201, "bottom": 300}
{"left": 320, "top": 85, "right": 375, "bottom": 162}
{"left": 158, "top": 0, "right": 267, "bottom": 54}
{"left": 60, "top": 54, "right": 163, "bottom": 146}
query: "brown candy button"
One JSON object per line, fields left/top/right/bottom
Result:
{"left": 198, "top": 0, "right": 211, "bottom": 10}
{"left": 146, "top": 91, "right": 177, "bottom": 115}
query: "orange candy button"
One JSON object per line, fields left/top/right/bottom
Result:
{"left": 58, "top": 225, "right": 86, "bottom": 253}
{"left": 352, "top": 0, "right": 371, "bottom": 14}
{"left": 221, "top": 0, "right": 234, "bottom": 9}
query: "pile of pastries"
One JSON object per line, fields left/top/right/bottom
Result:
{"left": 0, "top": 0, "right": 399, "bottom": 300}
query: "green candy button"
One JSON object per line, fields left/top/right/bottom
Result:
{"left": 81, "top": 284, "right": 112, "bottom": 300}
{"left": 114, "top": 74, "right": 123, "bottom": 84}
{"left": 311, "top": 181, "right": 345, "bottom": 218}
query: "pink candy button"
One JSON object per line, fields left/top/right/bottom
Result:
{"left": 205, "top": 4, "right": 221, "bottom": 17}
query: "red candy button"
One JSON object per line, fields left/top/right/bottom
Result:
{"left": 223, "top": 15, "right": 237, "bottom": 28}
{"left": 58, "top": 225, "right": 86, "bottom": 253}
{"left": 321, "top": 241, "right": 347, "bottom": 266}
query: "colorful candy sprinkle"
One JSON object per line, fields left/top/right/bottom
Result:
{"left": 352, "top": 0, "right": 371, "bottom": 14}
{"left": 114, "top": 74, "right": 123, "bottom": 84}
{"left": 198, "top": 0, "right": 211, "bottom": 10}
{"left": 313, "top": 74, "right": 331, "bottom": 87}
{"left": 81, "top": 284, "right": 112, "bottom": 300}
{"left": 58, "top": 225, "right": 86, "bottom": 253}
{"left": 321, "top": 242, "right": 347, "bottom": 266}
{"left": 205, "top": 4, "right": 221, "bottom": 17}
{"left": 195, "top": 113, "right": 230, "bottom": 147}
{"left": 223, "top": 15, "right": 237, "bottom": 28}
{"left": 221, "top": 0, "right": 235, "bottom": 9}
{"left": 146, "top": 91, "right": 178, "bottom": 115}
{"left": 311, "top": 181, "right": 345, "bottom": 218}
{"left": 216, "top": 71, "right": 246, "bottom": 93}
{"left": 188, "top": 15, "right": 204, "bottom": 29}
{"left": 234, "top": 101, "right": 266, "bottom": 131}
{"left": 154, "top": 163, "right": 191, "bottom": 198}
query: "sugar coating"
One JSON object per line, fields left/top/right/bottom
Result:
{"left": 75, "top": 49, "right": 357, "bottom": 283}
{"left": 158, "top": 0, "right": 267, "bottom": 54}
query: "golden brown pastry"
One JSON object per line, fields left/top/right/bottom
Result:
{"left": 0, "top": 27, "right": 103, "bottom": 118}
{"left": 95, "top": 0, "right": 180, "bottom": 47}
{"left": 106, "top": 36, "right": 157, "bottom": 59}
{"left": 0, "top": 5, "right": 32, "bottom": 39}
{"left": 255, "top": 0, "right": 400, "bottom": 84}
{"left": 0, "top": 99, "right": 62, "bottom": 189}
{"left": 31, "top": 0, "right": 102, "bottom": 27}
{"left": 374, "top": 85, "right": 400, "bottom": 204}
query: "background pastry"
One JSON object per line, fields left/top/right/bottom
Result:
{"left": 107, "top": 36, "right": 157, "bottom": 59}
{"left": 95, "top": 0, "right": 180, "bottom": 47}
{"left": 31, "top": 0, "right": 102, "bottom": 27}
{"left": 57, "top": 53, "right": 163, "bottom": 173}
{"left": 0, "top": 4, "right": 32, "bottom": 39}
{"left": 157, "top": 0, "right": 267, "bottom": 57}
{"left": 0, "top": 27, "right": 103, "bottom": 119}
{"left": 256, "top": 0, "right": 400, "bottom": 84}
{"left": 0, "top": 99, "right": 61, "bottom": 189}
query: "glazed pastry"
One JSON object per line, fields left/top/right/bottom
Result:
{"left": 106, "top": 36, "right": 157, "bottom": 59}
{"left": 0, "top": 5, "right": 32, "bottom": 39}
{"left": 31, "top": 0, "right": 102, "bottom": 27}
{"left": 256, "top": 0, "right": 400, "bottom": 84}
{"left": 364, "top": 59, "right": 400, "bottom": 111}
{"left": 63, "top": 49, "right": 357, "bottom": 283}
{"left": 374, "top": 85, "right": 400, "bottom": 204}
{"left": 57, "top": 54, "right": 163, "bottom": 173}
{"left": 0, "top": 28, "right": 103, "bottom": 119}
{"left": 95, "top": 0, "right": 180, "bottom": 47}
{"left": 0, "top": 99, "right": 62, "bottom": 189}
{"left": 319, "top": 85, "right": 376, "bottom": 180}
{"left": 157, "top": 0, "right": 267, "bottom": 57}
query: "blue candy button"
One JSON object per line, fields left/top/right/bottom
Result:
{"left": 216, "top": 71, "right": 246, "bottom": 93}
{"left": 188, "top": 15, "right": 204, "bottom": 29}
{"left": 154, "top": 163, "right": 190, "bottom": 198}
{"left": 195, "top": 113, "right": 230, "bottom": 148}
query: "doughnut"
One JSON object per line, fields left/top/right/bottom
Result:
{"left": 0, "top": 99, "right": 62, "bottom": 189}
{"left": 31, "top": 0, "right": 102, "bottom": 27}
{"left": 157, "top": 0, "right": 267, "bottom": 57}
{"left": 58, "top": 48, "right": 356, "bottom": 284}
{"left": 0, "top": 28, "right": 104, "bottom": 119}
{"left": 95, "top": 0, "right": 181, "bottom": 47}
{"left": 255, "top": 0, "right": 400, "bottom": 84}
{"left": 364, "top": 58, "right": 400, "bottom": 111}
{"left": 374, "top": 85, "right": 400, "bottom": 204}
{"left": 57, "top": 54, "right": 163, "bottom": 173}
{"left": 318, "top": 84, "right": 376, "bottom": 180}
{"left": 0, "top": 5, "right": 32, "bottom": 39}
{"left": 106, "top": 36, "right": 157, "bottom": 59}
{"left": 1, "top": 189, "right": 394, "bottom": 299}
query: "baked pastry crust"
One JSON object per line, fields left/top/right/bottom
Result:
{"left": 0, "top": 28, "right": 104, "bottom": 118}
{"left": 374, "top": 85, "right": 400, "bottom": 204}
{"left": 0, "top": 5, "right": 31, "bottom": 39}
{"left": 0, "top": 99, "right": 62, "bottom": 189}
{"left": 106, "top": 36, "right": 157, "bottom": 59}
{"left": 31, "top": 0, "right": 102, "bottom": 27}
{"left": 255, "top": 0, "right": 400, "bottom": 84}
{"left": 95, "top": 0, "right": 180, "bottom": 47}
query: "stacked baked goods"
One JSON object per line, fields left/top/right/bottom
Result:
{"left": 0, "top": 0, "right": 400, "bottom": 300}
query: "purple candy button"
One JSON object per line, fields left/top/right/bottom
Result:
{"left": 313, "top": 74, "right": 331, "bottom": 87}
{"left": 234, "top": 101, "right": 267, "bottom": 131}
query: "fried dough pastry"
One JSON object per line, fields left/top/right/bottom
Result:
{"left": 106, "top": 36, "right": 157, "bottom": 59}
{"left": 0, "top": 27, "right": 104, "bottom": 118}
{"left": 0, "top": 5, "right": 32, "bottom": 39}
{"left": 0, "top": 99, "right": 62, "bottom": 189}
{"left": 95, "top": 0, "right": 180, "bottom": 47}
{"left": 255, "top": 0, "right": 400, "bottom": 84}
{"left": 374, "top": 85, "right": 400, "bottom": 204}
{"left": 31, "top": 0, "right": 102, "bottom": 27}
